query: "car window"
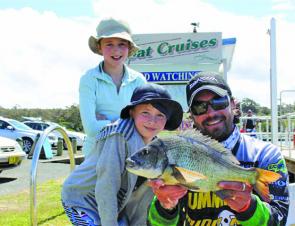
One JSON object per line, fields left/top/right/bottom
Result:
{"left": 8, "top": 119, "right": 33, "bottom": 130}
{"left": 25, "top": 122, "right": 33, "bottom": 127}
{"left": 0, "top": 120, "right": 10, "bottom": 129}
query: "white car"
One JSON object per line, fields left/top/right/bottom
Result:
{"left": 0, "top": 136, "right": 26, "bottom": 173}
{"left": 23, "top": 120, "right": 85, "bottom": 150}
{"left": 0, "top": 117, "right": 56, "bottom": 153}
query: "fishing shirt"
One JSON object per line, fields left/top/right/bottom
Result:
{"left": 148, "top": 126, "right": 289, "bottom": 226}
{"left": 62, "top": 118, "right": 154, "bottom": 226}
{"left": 79, "top": 61, "right": 146, "bottom": 157}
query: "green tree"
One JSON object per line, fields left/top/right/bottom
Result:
{"left": 241, "top": 98, "right": 260, "bottom": 114}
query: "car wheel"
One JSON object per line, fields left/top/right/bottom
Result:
{"left": 22, "top": 137, "right": 33, "bottom": 153}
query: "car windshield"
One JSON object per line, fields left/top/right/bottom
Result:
{"left": 8, "top": 119, "right": 33, "bottom": 130}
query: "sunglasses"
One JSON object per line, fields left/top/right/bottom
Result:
{"left": 190, "top": 95, "right": 230, "bottom": 116}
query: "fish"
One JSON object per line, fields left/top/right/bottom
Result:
{"left": 126, "top": 129, "right": 281, "bottom": 202}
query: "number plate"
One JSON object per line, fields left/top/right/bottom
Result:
{"left": 8, "top": 156, "right": 20, "bottom": 164}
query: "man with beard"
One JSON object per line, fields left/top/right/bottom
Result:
{"left": 147, "top": 71, "right": 289, "bottom": 226}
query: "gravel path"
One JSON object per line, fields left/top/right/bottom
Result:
{"left": 0, "top": 158, "right": 73, "bottom": 196}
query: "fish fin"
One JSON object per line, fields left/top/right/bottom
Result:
{"left": 179, "top": 129, "right": 240, "bottom": 165}
{"left": 174, "top": 166, "right": 207, "bottom": 183}
{"left": 254, "top": 168, "right": 282, "bottom": 202}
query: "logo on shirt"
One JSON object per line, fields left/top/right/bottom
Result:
{"left": 267, "top": 159, "right": 287, "bottom": 174}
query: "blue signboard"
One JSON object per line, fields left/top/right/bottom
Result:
{"left": 142, "top": 71, "right": 201, "bottom": 84}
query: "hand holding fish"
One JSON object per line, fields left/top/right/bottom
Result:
{"left": 217, "top": 181, "right": 253, "bottom": 212}
{"left": 147, "top": 179, "right": 187, "bottom": 210}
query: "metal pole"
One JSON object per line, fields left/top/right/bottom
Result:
{"left": 30, "top": 125, "right": 75, "bottom": 226}
{"left": 269, "top": 18, "right": 278, "bottom": 145}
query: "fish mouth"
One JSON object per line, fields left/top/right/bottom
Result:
{"left": 125, "top": 158, "right": 146, "bottom": 171}
{"left": 125, "top": 158, "right": 162, "bottom": 178}
{"left": 126, "top": 158, "right": 138, "bottom": 169}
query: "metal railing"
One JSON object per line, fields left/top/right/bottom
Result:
{"left": 30, "top": 125, "right": 76, "bottom": 226}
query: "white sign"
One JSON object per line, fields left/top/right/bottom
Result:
{"left": 129, "top": 32, "right": 222, "bottom": 65}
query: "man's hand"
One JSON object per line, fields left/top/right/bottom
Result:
{"left": 217, "top": 181, "right": 253, "bottom": 212}
{"left": 147, "top": 179, "right": 188, "bottom": 210}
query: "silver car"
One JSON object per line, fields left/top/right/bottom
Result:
{"left": 0, "top": 136, "right": 26, "bottom": 173}
{"left": 23, "top": 120, "right": 85, "bottom": 150}
{"left": 0, "top": 117, "right": 56, "bottom": 153}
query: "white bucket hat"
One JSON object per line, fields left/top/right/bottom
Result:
{"left": 88, "top": 18, "right": 139, "bottom": 57}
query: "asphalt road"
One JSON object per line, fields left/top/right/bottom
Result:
{"left": 0, "top": 157, "right": 72, "bottom": 196}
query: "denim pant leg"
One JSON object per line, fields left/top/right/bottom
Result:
{"left": 62, "top": 202, "right": 98, "bottom": 226}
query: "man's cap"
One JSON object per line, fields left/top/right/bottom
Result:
{"left": 186, "top": 71, "right": 232, "bottom": 107}
{"left": 120, "top": 83, "right": 183, "bottom": 130}
{"left": 88, "top": 17, "right": 139, "bottom": 57}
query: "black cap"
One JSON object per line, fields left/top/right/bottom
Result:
{"left": 186, "top": 71, "right": 232, "bottom": 107}
{"left": 120, "top": 83, "right": 183, "bottom": 130}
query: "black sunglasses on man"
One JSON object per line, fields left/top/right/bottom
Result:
{"left": 190, "top": 95, "right": 230, "bottom": 116}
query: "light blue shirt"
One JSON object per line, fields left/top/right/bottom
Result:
{"left": 79, "top": 61, "right": 146, "bottom": 156}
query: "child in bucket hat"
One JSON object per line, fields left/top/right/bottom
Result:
{"left": 62, "top": 83, "right": 183, "bottom": 226}
{"left": 80, "top": 17, "right": 146, "bottom": 157}
{"left": 88, "top": 17, "right": 139, "bottom": 57}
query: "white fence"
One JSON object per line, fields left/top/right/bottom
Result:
{"left": 239, "top": 113, "right": 295, "bottom": 154}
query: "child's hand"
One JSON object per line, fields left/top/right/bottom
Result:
{"left": 147, "top": 179, "right": 187, "bottom": 209}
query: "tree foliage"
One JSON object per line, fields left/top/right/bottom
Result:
{"left": 0, "top": 104, "right": 83, "bottom": 132}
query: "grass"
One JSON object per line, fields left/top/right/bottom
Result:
{"left": 0, "top": 178, "right": 70, "bottom": 226}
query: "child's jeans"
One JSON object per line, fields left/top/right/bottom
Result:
{"left": 62, "top": 202, "right": 128, "bottom": 226}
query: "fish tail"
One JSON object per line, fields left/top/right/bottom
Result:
{"left": 254, "top": 168, "right": 281, "bottom": 202}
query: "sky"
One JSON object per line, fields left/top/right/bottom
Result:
{"left": 1, "top": 0, "right": 295, "bottom": 109}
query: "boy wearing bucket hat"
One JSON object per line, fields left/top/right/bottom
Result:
{"left": 62, "top": 83, "right": 183, "bottom": 226}
{"left": 80, "top": 17, "right": 146, "bottom": 157}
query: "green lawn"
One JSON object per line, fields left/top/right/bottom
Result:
{"left": 0, "top": 178, "right": 70, "bottom": 226}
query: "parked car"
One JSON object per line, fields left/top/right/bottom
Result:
{"left": 23, "top": 120, "right": 85, "bottom": 150}
{"left": 0, "top": 136, "right": 26, "bottom": 173}
{"left": 0, "top": 117, "right": 57, "bottom": 153}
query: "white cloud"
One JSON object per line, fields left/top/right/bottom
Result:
{"left": 0, "top": 7, "right": 98, "bottom": 108}
{"left": 0, "top": 0, "right": 294, "bottom": 109}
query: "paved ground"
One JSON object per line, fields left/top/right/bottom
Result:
{"left": 0, "top": 154, "right": 77, "bottom": 196}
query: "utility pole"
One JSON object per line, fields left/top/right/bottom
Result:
{"left": 268, "top": 18, "right": 278, "bottom": 145}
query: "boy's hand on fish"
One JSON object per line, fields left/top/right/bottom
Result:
{"left": 217, "top": 181, "right": 253, "bottom": 213}
{"left": 147, "top": 179, "right": 188, "bottom": 210}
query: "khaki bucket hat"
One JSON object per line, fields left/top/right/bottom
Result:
{"left": 88, "top": 18, "right": 139, "bottom": 57}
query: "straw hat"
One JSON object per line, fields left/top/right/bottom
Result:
{"left": 88, "top": 18, "right": 139, "bottom": 57}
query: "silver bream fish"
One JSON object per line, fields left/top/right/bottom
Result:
{"left": 126, "top": 130, "right": 281, "bottom": 202}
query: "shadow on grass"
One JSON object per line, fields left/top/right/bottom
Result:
{"left": 38, "top": 211, "right": 66, "bottom": 225}
{"left": 0, "top": 177, "right": 17, "bottom": 183}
